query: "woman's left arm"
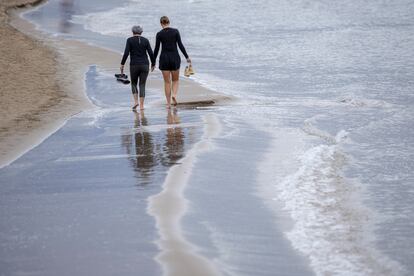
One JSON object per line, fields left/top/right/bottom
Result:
{"left": 153, "top": 33, "right": 161, "bottom": 60}
{"left": 176, "top": 30, "right": 190, "bottom": 62}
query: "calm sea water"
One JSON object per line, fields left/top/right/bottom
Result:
{"left": 24, "top": 0, "right": 414, "bottom": 275}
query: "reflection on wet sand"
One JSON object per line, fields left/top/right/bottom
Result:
{"left": 161, "top": 108, "right": 185, "bottom": 166}
{"left": 59, "top": 0, "right": 75, "bottom": 33}
{"left": 121, "top": 109, "right": 185, "bottom": 185}
{"left": 121, "top": 111, "right": 155, "bottom": 183}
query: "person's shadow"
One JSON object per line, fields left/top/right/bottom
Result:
{"left": 121, "top": 110, "right": 156, "bottom": 185}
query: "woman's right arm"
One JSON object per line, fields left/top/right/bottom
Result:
{"left": 120, "top": 39, "right": 130, "bottom": 73}
{"left": 153, "top": 33, "right": 161, "bottom": 60}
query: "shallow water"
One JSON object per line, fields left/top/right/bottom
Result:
{"left": 12, "top": 0, "right": 414, "bottom": 275}
{"left": 0, "top": 65, "right": 204, "bottom": 275}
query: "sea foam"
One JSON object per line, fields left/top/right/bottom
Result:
{"left": 260, "top": 127, "right": 404, "bottom": 276}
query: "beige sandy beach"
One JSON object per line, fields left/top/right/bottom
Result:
{"left": 0, "top": 0, "right": 93, "bottom": 168}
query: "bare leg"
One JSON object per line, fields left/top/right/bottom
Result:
{"left": 171, "top": 70, "right": 180, "bottom": 105}
{"left": 137, "top": 68, "right": 148, "bottom": 110}
{"left": 139, "top": 97, "right": 145, "bottom": 110}
{"left": 162, "top": 70, "right": 172, "bottom": 107}
{"left": 132, "top": 93, "right": 139, "bottom": 109}
{"left": 130, "top": 66, "right": 139, "bottom": 109}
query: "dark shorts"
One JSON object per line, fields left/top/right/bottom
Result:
{"left": 159, "top": 52, "right": 181, "bottom": 71}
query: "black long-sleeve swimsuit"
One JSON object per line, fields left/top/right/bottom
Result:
{"left": 154, "top": 27, "right": 189, "bottom": 71}
{"left": 121, "top": 36, "right": 155, "bottom": 66}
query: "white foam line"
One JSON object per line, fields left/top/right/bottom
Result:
{"left": 138, "top": 122, "right": 200, "bottom": 133}
{"left": 302, "top": 115, "right": 341, "bottom": 144}
{"left": 147, "top": 114, "right": 222, "bottom": 276}
{"left": 0, "top": 119, "right": 69, "bottom": 170}
{"left": 260, "top": 129, "right": 404, "bottom": 276}
{"left": 56, "top": 154, "right": 133, "bottom": 162}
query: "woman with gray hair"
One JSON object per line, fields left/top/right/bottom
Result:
{"left": 121, "top": 25, "right": 155, "bottom": 110}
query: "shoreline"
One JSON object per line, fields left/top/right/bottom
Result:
{"left": 147, "top": 114, "right": 222, "bottom": 276}
{"left": 1, "top": 2, "right": 231, "bottom": 168}
{"left": 0, "top": 0, "right": 93, "bottom": 168}
{"left": 1, "top": 1, "right": 411, "bottom": 275}
{"left": 2, "top": 2, "right": 232, "bottom": 274}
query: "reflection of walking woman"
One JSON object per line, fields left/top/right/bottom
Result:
{"left": 154, "top": 16, "right": 191, "bottom": 107}
{"left": 121, "top": 25, "right": 155, "bottom": 110}
{"left": 162, "top": 109, "right": 184, "bottom": 166}
{"left": 121, "top": 110, "right": 155, "bottom": 183}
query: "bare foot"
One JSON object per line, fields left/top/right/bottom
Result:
{"left": 172, "top": 96, "right": 178, "bottom": 106}
{"left": 132, "top": 104, "right": 138, "bottom": 110}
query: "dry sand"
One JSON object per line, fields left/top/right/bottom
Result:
{"left": 0, "top": 0, "right": 92, "bottom": 168}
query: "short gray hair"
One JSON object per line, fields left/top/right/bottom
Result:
{"left": 132, "top": 25, "right": 143, "bottom": 34}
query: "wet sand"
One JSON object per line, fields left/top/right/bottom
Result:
{"left": 148, "top": 114, "right": 222, "bottom": 276}
{"left": 1, "top": 3, "right": 235, "bottom": 275}
{"left": 0, "top": 62, "right": 229, "bottom": 275}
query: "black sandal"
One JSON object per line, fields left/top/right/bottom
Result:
{"left": 117, "top": 78, "right": 130, "bottom": 84}
{"left": 115, "top": 73, "right": 128, "bottom": 79}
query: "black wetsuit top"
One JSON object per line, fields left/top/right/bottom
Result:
{"left": 154, "top": 28, "right": 189, "bottom": 70}
{"left": 121, "top": 36, "right": 155, "bottom": 66}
